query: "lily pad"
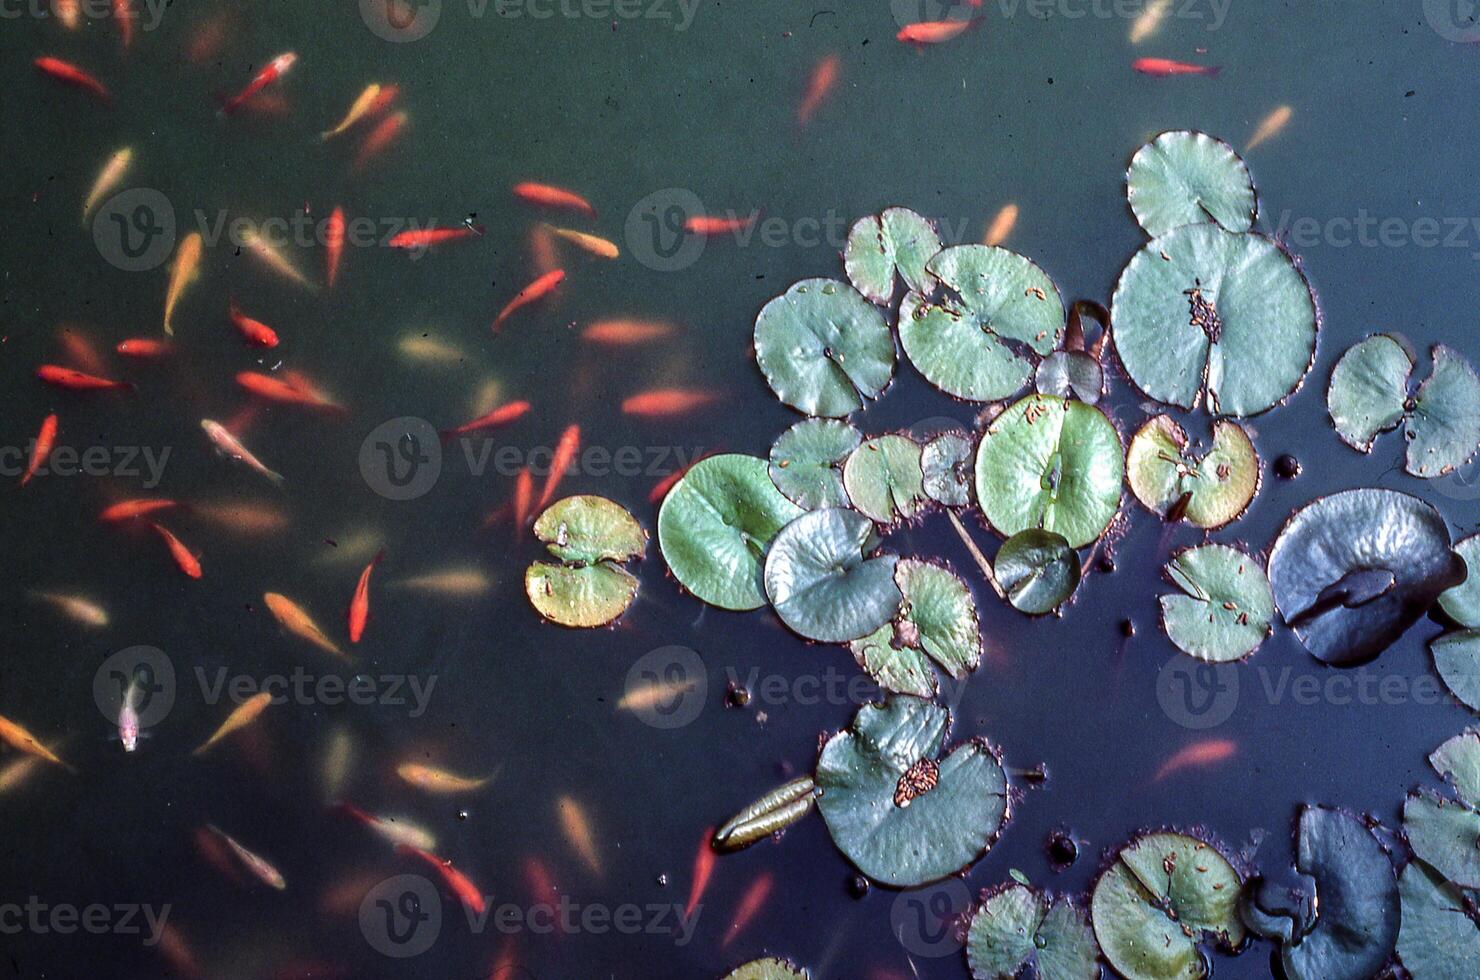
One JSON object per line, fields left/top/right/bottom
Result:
{"left": 525, "top": 562, "right": 639, "bottom": 628}
{"left": 1397, "top": 859, "right": 1480, "bottom": 980}
{"left": 1126, "top": 131, "right": 1256, "bottom": 238}
{"left": 1410, "top": 345, "right": 1480, "bottom": 478}
{"left": 525, "top": 495, "right": 646, "bottom": 628}
{"left": 850, "top": 559, "right": 981, "bottom": 697}
{"left": 851, "top": 625, "right": 938, "bottom": 698}
{"left": 921, "top": 430, "right": 975, "bottom": 507}
{"left": 1036, "top": 350, "right": 1105, "bottom": 404}
{"left": 1125, "top": 416, "right": 1259, "bottom": 529}
{"left": 1111, "top": 223, "right": 1318, "bottom": 417}
{"left": 1430, "top": 730, "right": 1480, "bottom": 807}
{"left": 995, "top": 529, "right": 1081, "bottom": 615}
{"left": 1405, "top": 791, "right": 1480, "bottom": 890}
{"left": 532, "top": 494, "right": 646, "bottom": 564}
{"left": 1159, "top": 545, "right": 1273, "bottom": 662}
{"left": 974, "top": 395, "right": 1124, "bottom": 549}
{"left": 722, "top": 958, "right": 809, "bottom": 980}
{"left": 1268, "top": 489, "right": 1464, "bottom": 666}
{"left": 1433, "top": 630, "right": 1480, "bottom": 710}
{"left": 814, "top": 695, "right": 1009, "bottom": 887}
{"left": 764, "top": 508, "right": 902, "bottom": 643}
{"left": 754, "top": 278, "right": 896, "bottom": 418}
{"left": 658, "top": 454, "right": 804, "bottom": 611}
{"left": 966, "top": 884, "right": 1100, "bottom": 980}
{"left": 1327, "top": 334, "right": 1412, "bottom": 452}
{"left": 843, "top": 207, "right": 941, "bottom": 306}
{"left": 1091, "top": 831, "right": 1244, "bottom": 980}
{"left": 769, "top": 418, "right": 862, "bottom": 510}
{"left": 1438, "top": 534, "right": 1480, "bottom": 628}
{"left": 842, "top": 434, "right": 929, "bottom": 524}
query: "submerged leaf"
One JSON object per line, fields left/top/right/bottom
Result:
{"left": 754, "top": 278, "right": 896, "bottom": 417}
{"left": 1397, "top": 859, "right": 1480, "bottom": 980}
{"left": 966, "top": 883, "right": 1099, "bottom": 980}
{"left": 1125, "top": 415, "right": 1259, "bottom": 529}
{"left": 1438, "top": 534, "right": 1480, "bottom": 628}
{"left": 995, "top": 529, "right": 1081, "bottom": 615}
{"left": 843, "top": 207, "right": 942, "bottom": 305}
{"left": 1126, "top": 131, "right": 1256, "bottom": 237}
{"left": 769, "top": 418, "right": 862, "bottom": 510}
{"left": 1160, "top": 544, "right": 1273, "bottom": 662}
{"left": 842, "top": 434, "right": 929, "bottom": 524}
{"left": 764, "top": 508, "right": 902, "bottom": 643}
{"left": 921, "top": 430, "right": 975, "bottom": 507}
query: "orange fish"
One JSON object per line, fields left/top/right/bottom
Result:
{"left": 621, "top": 389, "right": 720, "bottom": 417}
{"left": 116, "top": 338, "right": 171, "bottom": 359}
{"left": 100, "top": 498, "right": 176, "bottom": 522}
{"left": 528, "top": 222, "right": 561, "bottom": 278}
{"left": 34, "top": 57, "right": 110, "bottom": 102}
{"left": 164, "top": 232, "right": 203, "bottom": 335}
{"left": 0, "top": 713, "right": 68, "bottom": 769}
{"left": 511, "top": 467, "right": 535, "bottom": 529}
{"left": 388, "top": 225, "right": 485, "bottom": 250}
{"left": 352, "top": 110, "right": 407, "bottom": 172}
{"left": 1133, "top": 57, "right": 1220, "bottom": 77}
{"left": 722, "top": 871, "right": 773, "bottom": 948}
{"left": 581, "top": 319, "right": 676, "bottom": 345}
{"left": 523, "top": 855, "right": 559, "bottom": 910}
{"left": 1246, "top": 105, "right": 1293, "bottom": 151}
{"left": 556, "top": 795, "right": 602, "bottom": 877}
{"left": 82, "top": 147, "right": 133, "bottom": 224}
{"left": 192, "top": 500, "right": 289, "bottom": 535}
{"left": 348, "top": 550, "right": 384, "bottom": 644}
{"left": 54, "top": 0, "right": 80, "bottom": 29}
{"left": 320, "top": 83, "right": 383, "bottom": 141}
{"left": 57, "top": 325, "right": 107, "bottom": 375}
{"left": 512, "top": 182, "right": 596, "bottom": 218}
{"left": 151, "top": 523, "right": 202, "bottom": 579}
{"left": 983, "top": 203, "right": 1019, "bottom": 247}
{"left": 264, "top": 592, "right": 345, "bottom": 657}
{"left": 36, "top": 365, "right": 131, "bottom": 391}
{"left": 648, "top": 451, "right": 716, "bottom": 504}
{"left": 543, "top": 224, "right": 619, "bottom": 260}
{"left": 20, "top": 414, "right": 58, "bottom": 487}
{"left": 1154, "top": 738, "right": 1236, "bottom": 781}
{"left": 193, "top": 691, "right": 272, "bottom": 756}
{"left": 685, "top": 827, "right": 716, "bottom": 919}
{"left": 200, "top": 824, "right": 286, "bottom": 890}
{"left": 896, "top": 20, "right": 972, "bottom": 45}
{"left": 236, "top": 372, "right": 343, "bottom": 412}
{"left": 493, "top": 269, "right": 564, "bottom": 331}
{"left": 442, "top": 400, "right": 532, "bottom": 439}
{"left": 113, "top": 0, "right": 132, "bottom": 48}
{"left": 398, "top": 845, "right": 486, "bottom": 915}
{"left": 537, "top": 424, "right": 580, "bottom": 509}
{"left": 684, "top": 214, "right": 757, "bottom": 235}
{"left": 797, "top": 54, "right": 840, "bottom": 126}
{"left": 219, "top": 52, "right": 296, "bottom": 116}
{"left": 229, "top": 303, "right": 280, "bottom": 348}
{"left": 325, "top": 206, "right": 346, "bottom": 288}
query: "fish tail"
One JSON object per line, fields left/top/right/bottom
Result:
{"left": 1205, "top": 65, "right": 1222, "bottom": 77}
{"left": 266, "top": 468, "right": 287, "bottom": 488}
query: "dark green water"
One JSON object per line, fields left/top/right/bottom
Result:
{"left": 3, "top": 0, "right": 1479, "bottom": 977}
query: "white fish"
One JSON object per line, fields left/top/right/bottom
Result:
{"left": 201, "top": 419, "right": 284, "bottom": 487}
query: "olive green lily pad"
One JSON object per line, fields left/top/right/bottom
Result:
{"left": 974, "top": 395, "right": 1124, "bottom": 549}
{"left": 769, "top": 418, "right": 862, "bottom": 510}
{"left": 525, "top": 561, "right": 639, "bottom": 628}
{"left": 815, "top": 695, "right": 1009, "bottom": 887}
{"left": 1439, "top": 535, "right": 1480, "bottom": 628}
{"left": 966, "top": 884, "right": 1100, "bottom": 980}
{"left": 1111, "top": 223, "right": 1318, "bottom": 417}
{"left": 533, "top": 494, "right": 646, "bottom": 564}
{"left": 754, "top": 278, "right": 896, "bottom": 418}
{"left": 1327, "top": 334, "right": 1412, "bottom": 452}
{"left": 995, "top": 529, "right": 1081, "bottom": 615}
{"left": 1126, "top": 131, "right": 1256, "bottom": 238}
{"left": 1160, "top": 544, "right": 1273, "bottom": 663}
{"left": 842, "top": 434, "right": 929, "bottom": 524}
{"left": 1433, "top": 630, "right": 1480, "bottom": 711}
{"left": 722, "top": 958, "right": 809, "bottom": 980}
{"left": 764, "top": 508, "right": 902, "bottom": 643}
{"left": 1397, "top": 859, "right": 1480, "bottom": 980}
{"left": 658, "top": 454, "right": 804, "bottom": 611}
{"left": 1036, "top": 350, "right": 1104, "bottom": 404}
{"left": 525, "top": 495, "right": 646, "bottom": 628}
{"left": 921, "top": 430, "right": 975, "bottom": 507}
{"left": 843, "top": 207, "right": 941, "bottom": 306}
{"left": 1404, "top": 791, "right": 1480, "bottom": 889}
{"left": 1125, "top": 416, "right": 1259, "bottom": 529}
{"left": 1091, "top": 832, "right": 1244, "bottom": 980}
{"left": 1431, "top": 730, "right": 1480, "bottom": 807}
{"left": 850, "top": 559, "right": 980, "bottom": 697}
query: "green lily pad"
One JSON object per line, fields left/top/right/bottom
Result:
{"left": 1160, "top": 544, "right": 1273, "bottom": 663}
{"left": 769, "top": 418, "right": 862, "bottom": 510}
{"left": 525, "top": 561, "right": 639, "bottom": 628}
{"left": 1091, "top": 831, "right": 1244, "bottom": 980}
{"left": 658, "top": 454, "right": 804, "bottom": 611}
{"left": 921, "top": 430, "right": 975, "bottom": 507}
{"left": 525, "top": 495, "right": 646, "bottom": 628}
{"left": 1410, "top": 345, "right": 1480, "bottom": 479}
{"left": 966, "top": 884, "right": 1100, "bottom": 980}
{"left": 1111, "top": 223, "right": 1318, "bottom": 417}
{"left": 754, "top": 278, "right": 896, "bottom": 418}
{"left": 1125, "top": 416, "right": 1259, "bottom": 529}
{"left": 722, "top": 958, "right": 809, "bottom": 980}
{"left": 1327, "top": 334, "right": 1413, "bottom": 452}
{"left": 843, "top": 207, "right": 941, "bottom": 306}
{"left": 1036, "top": 350, "right": 1104, "bottom": 404}
{"left": 995, "top": 529, "right": 1081, "bottom": 615}
{"left": 851, "top": 624, "right": 938, "bottom": 698}
{"left": 842, "top": 434, "right": 929, "bottom": 524}
{"left": 1433, "top": 630, "right": 1480, "bottom": 711}
{"left": 1439, "top": 535, "right": 1480, "bottom": 628}
{"left": 814, "top": 695, "right": 1009, "bottom": 887}
{"left": 764, "top": 508, "right": 902, "bottom": 643}
{"left": 1431, "top": 730, "right": 1480, "bottom": 807}
{"left": 1126, "top": 131, "right": 1256, "bottom": 238}
{"left": 974, "top": 395, "right": 1124, "bottom": 549}
{"left": 1397, "top": 859, "right": 1480, "bottom": 980}
{"left": 1405, "top": 791, "right": 1480, "bottom": 889}
{"left": 532, "top": 494, "right": 646, "bottom": 564}
{"left": 850, "top": 559, "right": 980, "bottom": 697}
{"left": 1268, "top": 489, "right": 1465, "bottom": 666}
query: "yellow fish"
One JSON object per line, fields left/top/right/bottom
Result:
{"left": 82, "top": 146, "right": 133, "bottom": 224}
{"left": 544, "top": 224, "right": 620, "bottom": 260}
{"left": 1129, "top": 0, "right": 1172, "bottom": 44}
{"left": 1246, "top": 105, "right": 1293, "bottom": 152}
{"left": 264, "top": 593, "right": 345, "bottom": 657}
{"left": 163, "top": 232, "right": 203, "bottom": 335}
{"left": 0, "top": 755, "right": 42, "bottom": 793}
{"left": 616, "top": 676, "right": 698, "bottom": 714}
{"left": 321, "top": 83, "right": 381, "bottom": 141}
{"left": 241, "top": 228, "right": 316, "bottom": 291}
{"left": 983, "top": 204, "right": 1019, "bottom": 247}
{"left": 0, "top": 713, "right": 68, "bottom": 769}
{"left": 395, "top": 567, "right": 494, "bottom": 596}
{"left": 557, "top": 795, "right": 603, "bottom": 876}
{"left": 27, "top": 590, "right": 109, "bottom": 628}
{"left": 396, "top": 761, "right": 495, "bottom": 794}
{"left": 397, "top": 333, "right": 465, "bottom": 365}
{"left": 192, "top": 691, "right": 273, "bottom": 756}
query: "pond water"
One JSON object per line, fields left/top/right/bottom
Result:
{"left": 3, "top": 1, "right": 1479, "bottom": 977}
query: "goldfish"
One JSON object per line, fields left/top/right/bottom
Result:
{"left": 512, "top": 182, "right": 596, "bottom": 218}
{"left": 537, "top": 424, "right": 580, "bottom": 509}
{"left": 529, "top": 222, "right": 561, "bottom": 277}
{"left": 34, "top": 57, "right": 110, "bottom": 102}
{"left": 684, "top": 213, "right": 756, "bottom": 235}
{"left": 236, "top": 372, "right": 343, "bottom": 412}
{"left": 54, "top": 0, "right": 80, "bottom": 29}
{"left": 192, "top": 691, "right": 273, "bottom": 756}
{"left": 722, "top": 871, "right": 773, "bottom": 948}
{"left": 617, "top": 674, "right": 699, "bottom": 713}
{"left": 348, "top": 550, "right": 384, "bottom": 644}
{"left": 983, "top": 203, "right": 1019, "bottom": 247}
{"left": 219, "top": 52, "right": 296, "bottom": 116}
{"left": 100, "top": 498, "right": 176, "bottom": 522}
{"left": 469, "top": 377, "right": 505, "bottom": 416}
{"left": 621, "top": 388, "right": 720, "bottom": 417}
{"left": 394, "top": 567, "right": 493, "bottom": 596}
{"left": 797, "top": 54, "right": 840, "bottom": 126}
{"left": 1128, "top": 0, "right": 1172, "bottom": 44}
{"left": 0, "top": 713, "right": 68, "bottom": 769}
{"left": 556, "top": 796, "right": 603, "bottom": 877}
{"left": 164, "top": 232, "right": 203, "bottom": 335}
{"left": 397, "top": 334, "right": 464, "bottom": 364}
{"left": 388, "top": 225, "right": 484, "bottom": 250}
{"left": 511, "top": 466, "right": 534, "bottom": 529}
{"left": 398, "top": 844, "right": 485, "bottom": 915}
{"left": 0, "top": 756, "right": 42, "bottom": 794}
{"left": 202, "top": 824, "right": 287, "bottom": 889}
{"left": 325, "top": 206, "right": 346, "bottom": 288}
{"left": 320, "top": 84, "right": 382, "bottom": 140}
{"left": 396, "top": 761, "right": 493, "bottom": 794}
{"left": 229, "top": 303, "right": 280, "bottom": 348}
{"left": 685, "top": 828, "right": 716, "bottom": 919}
{"left": 441, "top": 400, "right": 532, "bottom": 439}
{"left": 36, "top": 365, "right": 131, "bottom": 391}
{"left": 543, "top": 224, "right": 620, "bottom": 259}
{"left": 192, "top": 500, "right": 289, "bottom": 535}
{"left": 896, "top": 20, "right": 972, "bottom": 45}
{"left": 116, "top": 338, "right": 171, "bottom": 359}
{"left": 241, "top": 227, "right": 316, "bottom": 290}
{"left": 118, "top": 674, "right": 141, "bottom": 752}
{"left": 492, "top": 269, "right": 565, "bottom": 331}
{"left": 351, "top": 110, "right": 407, "bottom": 172}
{"left": 1132, "top": 57, "right": 1220, "bottom": 77}
{"left": 335, "top": 802, "right": 437, "bottom": 851}
{"left": 20, "top": 413, "right": 58, "bottom": 486}
{"left": 264, "top": 593, "right": 345, "bottom": 657}
{"left": 202, "top": 419, "right": 285, "bottom": 486}
{"left": 1154, "top": 738, "right": 1236, "bottom": 781}
{"left": 57, "top": 325, "right": 107, "bottom": 375}
{"left": 1246, "top": 104, "right": 1293, "bottom": 151}
{"left": 82, "top": 146, "right": 133, "bottom": 223}
{"left": 27, "top": 590, "right": 108, "bottom": 629}
{"left": 151, "top": 523, "right": 202, "bottom": 579}
{"left": 523, "top": 856, "right": 559, "bottom": 905}
{"left": 320, "top": 727, "right": 353, "bottom": 802}
{"left": 581, "top": 319, "right": 676, "bottom": 345}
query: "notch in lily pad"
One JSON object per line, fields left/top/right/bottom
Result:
{"left": 966, "top": 882, "right": 1100, "bottom": 980}
{"left": 764, "top": 507, "right": 903, "bottom": 643}
{"left": 995, "top": 529, "right": 1081, "bottom": 615}
{"left": 754, "top": 278, "right": 896, "bottom": 418}
{"left": 1126, "top": 415, "right": 1259, "bottom": 529}
{"left": 1127, "top": 131, "right": 1256, "bottom": 238}
{"left": 842, "top": 433, "right": 930, "bottom": 524}
{"left": 1160, "top": 544, "right": 1273, "bottom": 662}
{"left": 843, "top": 207, "right": 942, "bottom": 306}
{"left": 525, "top": 495, "right": 647, "bottom": 628}
{"left": 850, "top": 559, "right": 981, "bottom": 697}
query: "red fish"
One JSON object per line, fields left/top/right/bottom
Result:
{"left": 511, "top": 467, "right": 535, "bottom": 529}
{"left": 398, "top": 845, "right": 486, "bottom": 915}
{"left": 492, "top": 270, "right": 564, "bottom": 332}
{"left": 352, "top": 110, "right": 408, "bottom": 172}
{"left": 113, "top": 0, "right": 132, "bottom": 48}
{"left": 621, "top": 389, "right": 720, "bottom": 417}
{"left": 325, "top": 206, "right": 345, "bottom": 289}
{"left": 100, "top": 498, "right": 176, "bottom": 523}
{"left": 512, "top": 182, "right": 596, "bottom": 218}
{"left": 896, "top": 20, "right": 972, "bottom": 44}
{"left": 581, "top": 319, "right": 676, "bottom": 345}
{"left": 151, "top": 523, "right": 202, "bottom": 579}
{"left": 236, "top": 372, "right": 342, "bottom": 412}
{"left": 20, "top": 414, "right": 58, "bottom": 487}
{"left": 649, "top": 451, "right": 717, "bottom": 504}
{"left": 1132, "top": 57, "right": 1220, "bottom": 77}
{"left": 522, "top": 856, "right": 559, "bottom": 908}
{"left": 219, "top": 52, "right": 296, "bottom": 116}
{"left": 1154, "top": 738, "right": 1236, "bottom": 781}
{"left": 441, "top": 400, "right": 532, "bottom": 439}
{"left": 34, "top": 57, "right": 110, "bottom": 102}
{"left": 684, "top": 214, "right": 757, "bottom": 235}
{"left": 116, "top": 338, "right": 171, "bottom": 359}
{"left": 722, "top": 871, "right": 773, "bottom": 948}
{"left": 797, "top": 54, "right": 840, "bottom": 126}
{"left": 685, "top": 827, "right": 716, "bottom": 919}
{"left": 229, "top": 303, "right": 280, "bottom": 348}
{"left": 347, "top": 550, "right": 384, "bottom": 644}
{"left": 36, "top": 365, "right": 131, "bottom": 391}
{"left": 58, "top": 325, "right": 107, "bottom": 375}
{"left": 387, "top": 225, "right": 484, "bottom": 250}
{"left": 537, "top": 425, "right": 580, "bottom": 509}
